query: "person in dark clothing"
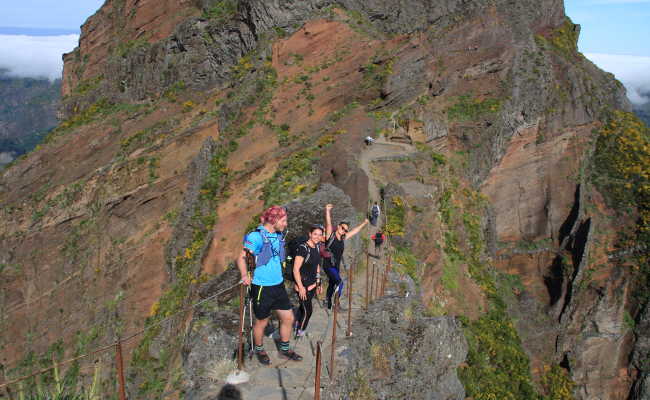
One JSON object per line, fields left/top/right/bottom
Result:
{"left": 292, "top": 225, "right": 323, "bottom": 337}
{"left": 371, "top": 230, "right": 386, "bottom": 256}
{"left": 323, "top": 204, "right": 368, "bottom": 310}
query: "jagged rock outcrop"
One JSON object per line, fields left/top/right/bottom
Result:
{"left": 62, "top": 0, "right": 334, "bottom": 117}
{"left": 332, "top": 297, "right": 468, "bottom": 400}
{"left": 182, "top": 267, "right": 241, "bottom": 400}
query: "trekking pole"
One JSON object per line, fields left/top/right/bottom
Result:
{"left": 346, "top": 262, "right": 353, "bottom": 337}
{"left": 237, "top": 283, "right": 245, "bottom": 370}
{"left": 243, "top": 253, "right": 256, "bottom": 360}
{"left": 248, "top": 287, "right": 254, "bottom": 359}
{"left": 314, "top": 341, "right": 322, "bottom": 400}
{"left": 115, "top": 339, "right": 127, "bottom": 400}
{"left": 330, "top": 293, "right": 339, "bottom": 380}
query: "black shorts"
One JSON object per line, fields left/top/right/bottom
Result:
{"left": 250, "top": 283, "right": 292, "bottom": 320}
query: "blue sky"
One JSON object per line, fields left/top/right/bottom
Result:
{"left": 0, "top": 0, "right": 648, "bottom": 102}
{"left": 565, "top": 0, "right": 650, "bottom": 103}
{"left": 566, "top": 0, "right": 650, "bottom": 57}
{"left": 0, "top": 0, "right": 104, "bottom": 32}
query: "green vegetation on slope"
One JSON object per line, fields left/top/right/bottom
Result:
{"left": 446, "top": 94, "right": 501, "bottom": 122}
{"left": 535, "top": 17, "right": 581, "bottom": 61}
{"left": 391, "top": 144, "right": 576, "bottom": 399}
{"left": 592, "top": 110, "right": 650, "bottom": 300}
{"left": 202, "top": 0, "right": 238, "bottom": 22}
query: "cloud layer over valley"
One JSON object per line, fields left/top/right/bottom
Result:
{"left": 586, "top": 53, "right": 650, "bottom": 105}
{"left": 0, "top": 34, "right": 78, "bottom": 80}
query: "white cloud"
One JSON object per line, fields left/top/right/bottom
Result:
{"left": 585, "top": 53, "right": 650, "bottom": 104}
{"left": 0, "top": 34, "right": 79, "bottom": 80}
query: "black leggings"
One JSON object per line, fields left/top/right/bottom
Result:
{"left": 295, "top": 287, "right": 317, "bottom": 331}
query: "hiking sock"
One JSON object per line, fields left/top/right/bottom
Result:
{"left": 255, "top": 345, "right": 265, "bottom": 353}
{"left": 279, "top": 341, "right": 290, "bottom": 353}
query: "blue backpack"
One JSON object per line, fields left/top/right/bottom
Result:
{"left": 252, "top": 227, "right": 286, "bottom": 267}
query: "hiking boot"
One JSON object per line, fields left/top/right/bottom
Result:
{"left": 279, "top": 349, "right": 303, "bottom": 361}
{"left": 295, "top": 329, "right": 306, "bottom": 338}
{"left": 256, "top": 350, "right": 271, "bottom": 366}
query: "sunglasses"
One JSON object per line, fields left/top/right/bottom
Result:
{"left": 339, "top": 226, "right": 349, "bottom": 233}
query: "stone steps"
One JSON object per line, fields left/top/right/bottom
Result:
{"left": 233, "top": 273, "right": 371, "bottom": 399}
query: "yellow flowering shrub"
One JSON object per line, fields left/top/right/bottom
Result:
{"left": 593, "top": 110, "right": 650, "bottom": 274}
{"left": 541, "top": 364, "right": 575, "bottom": 400}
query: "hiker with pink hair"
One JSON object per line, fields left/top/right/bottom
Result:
{"left": 236, "top": 205, "right": 303, "bottom": 365}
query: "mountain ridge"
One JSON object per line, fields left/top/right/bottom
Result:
{"left": 1, "top": 1, "right": 648, "bottom": 399}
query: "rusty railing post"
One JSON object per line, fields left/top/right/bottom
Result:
{"left": 314, "top": 341, "right": 322, "bottom": 400}
{"left": 237, "top": 283, "right": 245, "bottom": 370}
{"left": 382, "top": 252, "right": 392, "bottom": 296}
{"left": 365, "top": 250, "right": 370, "bottom": 308}
{"left": 115, "top": 340, "right": 127, "bottom": 400}
{"left": 346, "top": 262, "right": 353, "bottom": 337}
{"left": 375, "top": 263, "right": 380, "bottom": 299}
{"left": 370, "top": 262, "right": 376, "bottom": 303}
{"left": 330, "top": 293, "right": 339, "bottom": 380}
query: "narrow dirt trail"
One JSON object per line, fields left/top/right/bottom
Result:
{"left": 358, "top": 138, "right": 418, "bottom": 205}
{"left": 224, "top": 138, "right": 416, "bottom": 399}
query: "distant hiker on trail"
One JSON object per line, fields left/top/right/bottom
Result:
{"left": 370, "top": 202, "right": 380, "bottom": 226}
{"left": 364, "top": 136, "right": 376, "bottom": 146}
{"left": 323, "top": 204, "right": 368, "bottom": 310}
{"left": 371, "top": 230, "right": 386, "bottom": 256}
{"left": 291, "top": 225, "right": 324, "bottom": 337}
{"left": 236, "top": 206, "right": 303, "bottom": 365}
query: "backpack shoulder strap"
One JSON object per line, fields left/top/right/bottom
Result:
{"left": 255, "top": 227, "right": 269, "bottom": 243}
{"left": 327, "top": 232, "right": 336, "bottom": 249}
{"left": 300, "top": 243, "right": 310, "bottom": 264}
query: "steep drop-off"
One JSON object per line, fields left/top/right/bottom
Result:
{"left": 0, "top": 71, "right": 60, "bottom": 166}
{"left": 1, "top": 0, "right": 649, "bottom": 399}
{"left": 635, "top": 98, "right": 650, "bottom": 126}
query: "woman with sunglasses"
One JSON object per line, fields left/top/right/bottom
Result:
{"left": 292, "top": 225, "right": 324, "bottom": 337}
{"left": 323, "top": 204, "right": 368, "bottom": 310}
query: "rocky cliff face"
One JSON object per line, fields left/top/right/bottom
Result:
{"left": 0, "top": 72, "right": 60, "bottom": 166}
{"left": 1, "top": 0, "right": 648, "bottom": 399}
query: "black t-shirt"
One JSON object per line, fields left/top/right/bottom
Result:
{"left": 324, "top": 233, "right": 344, "bottom": 269}
{"left": 296, "top": 243, "right": 321, "bottom": 286}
